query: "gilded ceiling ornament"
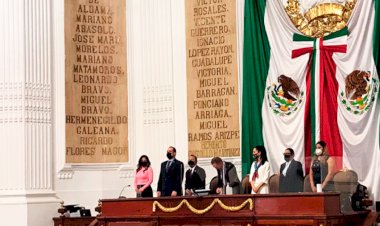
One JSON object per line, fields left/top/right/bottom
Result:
{"left": 285, "top": 0, "right": 356, "bottom": 37}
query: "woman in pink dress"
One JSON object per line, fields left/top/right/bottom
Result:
{"left": 134, "top": 155, "right": 153, "bottom": 197}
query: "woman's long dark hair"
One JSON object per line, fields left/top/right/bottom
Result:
{"left": 254, "top": 145, "right": 268, "bottom": 165}
{"left": 316, "top": 140, "right": 327, "bottom": 150}
{"left": 136, "top": 155, "right": 151, "bottom": 172}
{"left": 315, "top": 140, "right": 329, "bottom": 160}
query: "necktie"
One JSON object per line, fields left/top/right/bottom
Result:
{"left": 166, "top": 161, "right": 172, "bottom": 171}
{"left": 222, "top": 167, "right": 225, "bottom": 186}
{"left": 218, "top": 169, "right": 223, "bottom": 184}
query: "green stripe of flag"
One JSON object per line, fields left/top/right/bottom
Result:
{"left": 311, "top": 40, "right": 317, "bottom": 155}
{"left": 374, "top": 0, "right": 380, "bottom": 72}
{"left": 242, "top": 0, "right": 270, "bottom": 176}
{"left": 293, "top": 33, "right": 315, "bottom": 42}
{"left": 375, "top": 0, "right": 380, "bottom": 146}
{"left": 324, "top": 27, "right": 348, "bottom": 41}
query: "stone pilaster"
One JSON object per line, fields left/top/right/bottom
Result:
{"left": 0, "top": 0, "right": 60, "bottom": 226}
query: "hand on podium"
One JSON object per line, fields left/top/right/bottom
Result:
{"left": 185, "top": 189, "right": 192, "bottom": 196}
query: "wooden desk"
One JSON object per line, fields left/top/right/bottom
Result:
{"left": 96, "top": 193, "right": 374, "bottom": 226}
{"left": 53, "top": 216, "right": 96, "bottom": 226}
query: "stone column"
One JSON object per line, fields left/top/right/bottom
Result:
{"left": 0, "top": 0, "right": 60, "bottom": 226}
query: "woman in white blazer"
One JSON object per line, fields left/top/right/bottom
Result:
{"left": 249, "top": 145, "right": 271, "bottom": 194}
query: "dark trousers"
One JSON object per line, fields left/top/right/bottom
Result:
{"left": 137, "top": 185, "right": 153, "bottom": 198}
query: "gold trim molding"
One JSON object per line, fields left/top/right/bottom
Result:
{"left": 152, "top": 198, "right": 254, "bottom": 215}
{"left": 285, "top": 0, "right": 356, "bottom": 37}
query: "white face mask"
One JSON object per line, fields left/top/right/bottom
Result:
{"left": 315, "top": 148, "right": 323, "bottom": 156}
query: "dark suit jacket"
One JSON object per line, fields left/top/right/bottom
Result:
{"left": 216, "top": 161, "right": 241, "bottom": 194}
{"left": 279, "top": 160, "right": 304, "bottom": 193}
{"left": 157, "top": 159, "right": 184, "bottom": 196}
{"left": 185, "top": 165, "right": 206, "bottom": 191}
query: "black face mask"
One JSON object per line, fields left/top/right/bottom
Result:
{"left": 188, "top": 160, "right": 195, "bottom": 167}
{"left": 167, "top": 152, "right": 173, "bottom": 159}
{"left": 140, "top": 161, "right": 148, "bottom": 167}
{"left": 284, "top": 155, "right": 291, "bottom": 162}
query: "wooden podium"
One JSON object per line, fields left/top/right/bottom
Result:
{"left": 96, "top": 193, "right": 373, "bottom": 226}
{"left": 53, "top": 216, "right": 95, "bottom": 226}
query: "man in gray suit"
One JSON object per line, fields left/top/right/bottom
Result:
{"left": 279, "top": 148, "right": 304, "bottom": 193}
{"left": 211, "top": 157, "right": 241, "bottom": 194}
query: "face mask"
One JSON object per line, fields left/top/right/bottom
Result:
{"left": 167, "top": 152, "right": 173, "bottom": 159}
{"left": 252, "top": 154, "right": 258, "bottom": 161}
{"left": 315, "top": 148, "right": 323, "bottom": 156}
{"left": 284, "top": 155, "right": 291, "bottom": 162}
{"left": 140, "top": 161, "right": 148, "bottom": 167}
{"left": 188, "top": 160, "right": 195, "bottom": 167}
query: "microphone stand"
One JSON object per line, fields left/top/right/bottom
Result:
{"left": 118, "top": 185, "right": 131, "bottom": 199}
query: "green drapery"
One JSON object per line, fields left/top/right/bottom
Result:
{"left": 241, "top": 0, "right": 270, "bottom": 176}
{"left": 374, "top": 0, "right": 380, "bottom": 146}
{"left": 374, "top": 0, "right": 380, "bottom": 72}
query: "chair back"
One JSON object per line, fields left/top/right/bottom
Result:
{"left": 333, "top": 169, "right": 359, "bottom": 212}
{"left": 241, "top": 174, "right": 252, "bottom": 194}
{"left": 304, "top": 174, "right": 312, "bottom": 192}
{"left": 268, "top": 174, "right": 280, "bottom": 193}
{"left": 333, "top": 169, "right": 358, "bottom": 193}
{"left": 209, "top": 176, "right": 219, "bottom": 194}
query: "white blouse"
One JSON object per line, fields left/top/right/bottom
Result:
{"left": 249, "top": 161, "right": 270, "bottom": 194}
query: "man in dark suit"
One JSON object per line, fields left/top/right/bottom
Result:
{"left": 157, "top": 146, "right": 184, "bottom": 197}
{"left": 211, "top": 157, "right": 241, "bottom": 194}
{"left": 279, "top": 148, "right": 304, "bottom": 193}
{"left": 185, "top": 154, "right": 206, "bottom": 196}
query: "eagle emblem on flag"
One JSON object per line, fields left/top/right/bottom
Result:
{"left": 340, "top": 70, "right": 379, "bottom": 115}
{"left": 267, "top": 75, "right": 304, "bottom": 116}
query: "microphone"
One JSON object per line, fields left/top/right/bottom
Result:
{"left": 192, "top": 182, "right": 211, "bottom": 196}
{"left": 191, "top": 189, "right": 200, "bottom": 197}
{"left": 192, "top": 188, "right": 211, "bottom": 196}
{"left": 118, "top": 185, "right": 131, "bottom": 199}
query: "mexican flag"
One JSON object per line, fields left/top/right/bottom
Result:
{"left": 242, "top": 0, "right": 380, "bottom": 201}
